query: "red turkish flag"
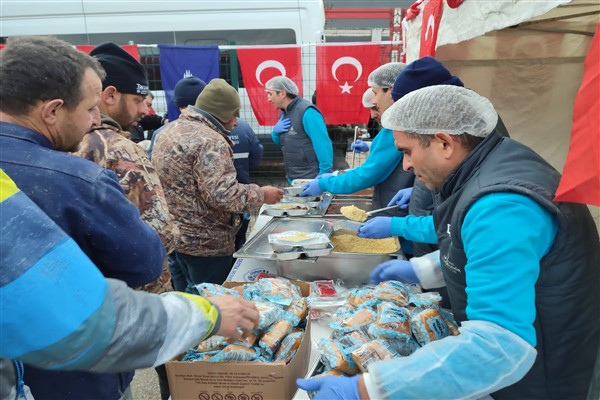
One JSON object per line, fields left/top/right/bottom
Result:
{"left": 316, "top": 44, "right": 381, "bottom": 125}
{"left": 554, "top": 24, "right": 600, "bottom": 206}
{"left": 237, "top": 46, "right": 302, "bottom": 126}
{"left": 76, "top": 44, "right": 140, "bottom": 62}
{"left": 419, "top": 0, "right": 444, "bottom": 57}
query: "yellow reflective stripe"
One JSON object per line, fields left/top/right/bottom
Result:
{"left": 176, "top": 292, "right": 219, "bottom": 338}
{"left": 0, "top": 169, "right": 19, "bottom": 202}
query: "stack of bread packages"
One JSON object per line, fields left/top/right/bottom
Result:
{"left": 181, "top": 278, "right": 308, "bottom": 364}
{"left": 315, "top": 281, "right": 459, "bottom": 376}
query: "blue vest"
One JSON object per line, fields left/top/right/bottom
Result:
{"left": 434, "top": 131, "right": 599, "bottom": 399}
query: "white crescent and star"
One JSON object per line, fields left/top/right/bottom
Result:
{"left": 255, "top": 60, "right": 286, "bottom": 86}
{"left": 331, "top": 56, "right": 363, "bottom": 94}
{"left": 425, "top": 14, "right": 436, "bottom": 41}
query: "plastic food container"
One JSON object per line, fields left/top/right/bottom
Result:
{"left": 268, "top": 231, "right": 330, "bottom": 251}
{"left": 264, "top": 203, "right": 310, "bottom": 217}
{"left": 283, "top": 194, "right": 319, "bottom": 203}
{"left": 283, "top": 186, "right": 304, "bottom": 196}
{"left": 273, "top": 243, "right": 334, "bottom": 260}
{"left": 291, "top": 179, "right": 313, "bottom": 187}
{"left": 273, "top": 249, "right": 305, "bottom": 260}
{"left": 304, "top": 243, "right": 334, "bottom": 257}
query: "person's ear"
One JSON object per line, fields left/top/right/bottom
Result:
{"left": 434, "top": 132, "right": 457, "bottom": 158}
{"left": 40, "top": 99, "right": 65, "bottom": 125}
{"left": 102, "top": 86, "right": 119, "bottom": 105}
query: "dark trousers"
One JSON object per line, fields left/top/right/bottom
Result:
{"left": 175, "top": 252, "right": 233, "bottom": 292}
{"left": 155, "top": 364, "right": 170, "bottom": 400}
{"left": 234, "top": 218, "right": 250, "bottom": 252}
{"left": 167, "top": 253, "right": 187, "bottom": 292}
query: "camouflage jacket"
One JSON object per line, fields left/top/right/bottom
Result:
{"left": 73, "top": 114, "right": 179, "bottom": 293}
{"left": 152, "top": 106, "right": 264, "bottom": 257}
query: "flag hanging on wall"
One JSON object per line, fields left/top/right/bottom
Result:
{"left": 237, "top": 46, "right": 302, "bottom": 126}
{"left": 316, "top": 43, "right": 381, "bottom": 124}
{"left": 554, "top": 24, "right": 600, "bottom": 206}
{"left": 419, "top": 0, "right": 444, "bottom": 57}
{"left": 158, "top": 45, "right": 220, "bottom": 120}
{"left": 76, "top": 44, "right": 140, "bottom": 61}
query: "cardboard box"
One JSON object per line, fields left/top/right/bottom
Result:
{"left": 167, "top": 281, "right": 311, "bottom": 400}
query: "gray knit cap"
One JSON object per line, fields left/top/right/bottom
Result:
{"left": 195, "top": 79, "right": 240, "bottom": 122}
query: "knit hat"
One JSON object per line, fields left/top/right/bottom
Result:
{"left": 391, "top": 56, "right": 464, "bottom": 101}
{"left": 90, "top": 42, "right": 149, "bottom": 96}
{"left": 195, "top": 78, "right": 240, "bottom": 122}
{"left": 174, "top": 76, "right": 207, "bottom": 108}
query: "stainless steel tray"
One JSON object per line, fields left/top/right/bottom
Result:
{"left": 233, "top": 217, "right": 335, "bottom": 260}
{"left": 325, "top": 195, "right": 372, "bottom": 217}
{"left": 261, "top": 192, "right": 333, "bottom": 218}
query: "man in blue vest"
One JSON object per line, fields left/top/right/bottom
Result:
{"left": 266, "top": 76, "right": 333, "bottom": 180}
{"left": 298, "top": 85, "right": 599, "bottom": 399}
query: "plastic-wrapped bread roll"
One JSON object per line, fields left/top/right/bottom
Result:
{"left": 351, "top": 340, "right": 400, "bottom": 373}
{"left": 368, "top": 302, "right": 412, "bottom": 340}
{"left": 410, "top": 308, "right": 452, "bottom": 346}
{"left": 373, "top": 281, "right": 411, "bottom": 306}
{"left": 259, "top": 319, "right": 293, "bottom": 356}
{"left": 273, "top": 330, "right": 304, "bottom": 363}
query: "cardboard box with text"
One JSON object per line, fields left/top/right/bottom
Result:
{"left": 167, "top": 281, "right": 311, "bottom": 400}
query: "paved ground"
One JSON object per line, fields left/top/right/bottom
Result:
{"left": 131, "top": 368, "right": 161, "bottom": 399}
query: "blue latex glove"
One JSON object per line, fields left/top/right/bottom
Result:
{"left": 350, "top": 139, "right": 369, "bottom": 153}
{"left": 273, "top": 116, "right": 291, "bottom": 135}
{"left": 358, "top": 216, "right": 393, "bottom": 239}
{"left": 370, "top": 259, "right": 419, "bottom": 284}
{"left": 300, "top": 179, "right": 324, "bottom": 197}
{"left": 387, "top": 187, "right": 413, "bottom": 208}
{"left": 316, "top": 172, "right": 333, "bottom": 179}
{"left": 296, "top": 376, "right": 360, "bottom": 400}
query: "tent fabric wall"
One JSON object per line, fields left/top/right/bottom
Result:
{"left": 402, "top": 0, "right": 600, "bottom": 230}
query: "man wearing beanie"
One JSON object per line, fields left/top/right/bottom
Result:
{"left": 148, "top": 76, "right": 207, "bottom": 160}
{"left": 72, "top": 42, "right": 179, "bottom": 400}
{"left": 266, "top": 75, "right": 333, "bottom": 180}
{"left": 153, "top": 78, "right": 283, "bottom": 289}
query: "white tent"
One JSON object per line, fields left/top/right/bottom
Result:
{"left": 403, "top": 0, "right": 600, "bottom": 229}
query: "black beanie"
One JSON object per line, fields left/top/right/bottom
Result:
{"left": 174, "top": 77, "right": 207, "bottom": 108}
{"left": 391, "top": 56, "right": 464, "bottom": 101}
{"left": 90, "top": 42, "right": 149, "bottom": 96}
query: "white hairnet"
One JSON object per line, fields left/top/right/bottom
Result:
{"left": 367, "top": 62, "right": 406, "bottom": 88}
{"left": 381, "top": 85, "right": 498, "bottom": 138}
{"left": 362, "top": 88, "right": 376, "bottom": 108}
{"left": 265, "top": 76, "right": 299, "bottom": 95}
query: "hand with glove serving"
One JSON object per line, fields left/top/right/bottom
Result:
{"left": 370, "top": 259, "right": 419, "bottom": 285}
{"left": 387, "top": 187, "right": 413, "bottom": 209}
{"left": 357, "top": 216, "right": 393, "bottom": 239}
{"left": 300, "top": 179, "right": 324, "bottom": 197}
{"left": 350, "top": 140, "right": 369, "bottom": 153}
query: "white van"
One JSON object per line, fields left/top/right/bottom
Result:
{"left": 0, "top": 1, "right": 325, "bottom": 119}
{"left": 0, "top": 1, "right": 324, "bottom": 46}
{"left": 1, "top": 1, "right": 327, "bottom": 181}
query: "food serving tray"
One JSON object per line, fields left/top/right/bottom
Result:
{"left": 233, "top": 217, "right": 334, "bottom": 260}
{"left": 262, "top": 192, "right": 334, "bottom": 218}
